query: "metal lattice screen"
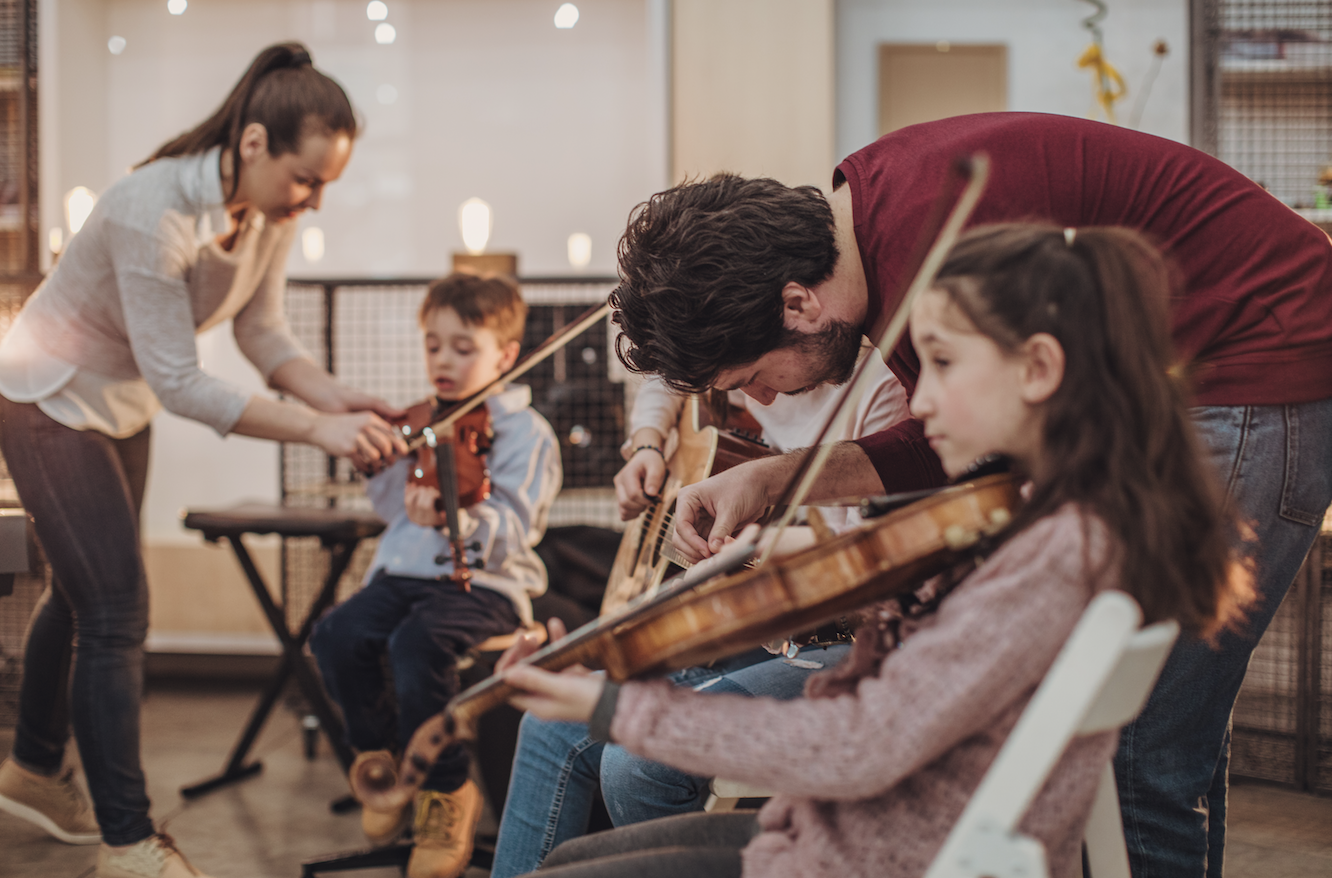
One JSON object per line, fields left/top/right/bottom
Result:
{"left": 278, "top": 278, "right": 628, "bottom": 629}
{"left": 1218, "top": 1, "right": 1332, "bottom": 212}
{"left": 1206, "top": 0, "right": 1332, "bottom": 793}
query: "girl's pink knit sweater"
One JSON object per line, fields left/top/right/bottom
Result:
{"left": 609, "top": 505, "right": 1121, "bottom": 878}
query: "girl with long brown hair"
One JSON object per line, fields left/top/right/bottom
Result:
{"left": 0, "top": 43, "right": 404, "bottom": 878}
{"left": 493, "top": 223, "right": 1251, "bottom": 878}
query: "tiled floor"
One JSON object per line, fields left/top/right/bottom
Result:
{"left": 1, "top": 679, "right": 1330, "bottom": 878}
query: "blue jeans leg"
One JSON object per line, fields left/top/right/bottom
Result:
{"left": 0, "top": 398, "right": 154, "bottom": 846}
{"left": 491, "top": 714, "right": 606, "bottom": 878}
{"left": 600, "top": 645, "right": 850, "bottom": 827}
{"left": 1116, "top": 400, "right": 1332, "bottom": 878}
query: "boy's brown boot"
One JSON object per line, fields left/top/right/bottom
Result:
{"left": 407, "top": 780, "right": 482, "bottom": 878}
{"left": 0, "top": 757, "right": 101, "bottom": 844}
{"left": 350, "top": 750, "right": 411, "bottom": 846}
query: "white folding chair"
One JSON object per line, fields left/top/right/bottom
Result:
{"left": 925, "top": 590, "right": 1179, "bottom": 878}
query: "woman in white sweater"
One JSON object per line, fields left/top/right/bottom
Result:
{"left": 0, "top": 43, "right": 404, "bottom": 878}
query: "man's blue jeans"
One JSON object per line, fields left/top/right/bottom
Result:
{"left": 0, "top": 398, "right": 155, "bottom": 846}
{"left": 1117, "top": 400, "right": 1332, "bottom": 877}
{"left": 490, "top": 644, "right": 849, "bottom": 878}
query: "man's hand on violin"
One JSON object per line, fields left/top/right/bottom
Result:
{"left": 313, "top": 411, "right": 407, "bottom": 462}
{"left": 673, "top": 460, "right": 774, "bottom": 562}
{"left": 404, "top": 481, "right": 450, "bottom": 530}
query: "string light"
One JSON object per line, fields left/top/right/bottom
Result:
{"left": 302, "top": 227, "right": 326, "bottom": 263}
{"left": 567, "top": 232, "right": 592, "bottom": 268}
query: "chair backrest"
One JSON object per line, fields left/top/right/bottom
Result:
{"left": 924, "top": 590, "right": 1179, "bottom": 878}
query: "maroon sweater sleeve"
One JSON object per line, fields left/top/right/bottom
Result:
{"left": 853, "top": 417, "right": 947, "bottom": 494}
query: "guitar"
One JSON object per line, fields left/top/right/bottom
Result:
{"left": 599, "top": 393, "right": 771, "bottom": 615}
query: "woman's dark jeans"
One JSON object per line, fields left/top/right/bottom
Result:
{"left": 1, "top": 397, "right": 155, "bottom": 846}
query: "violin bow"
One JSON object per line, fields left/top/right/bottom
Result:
{"left": 754, "top": 153, "right": 991, "bottom": 567}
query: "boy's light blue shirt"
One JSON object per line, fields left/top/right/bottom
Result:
{"left": 363, "top": 383, "right": 562, "bottom": 625}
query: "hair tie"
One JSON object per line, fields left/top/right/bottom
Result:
{"left": 289, "top": 47, "right": 312, "bottom": 67}
{"left": 1064, "top": 227, "right": 1077, "bottom": 247}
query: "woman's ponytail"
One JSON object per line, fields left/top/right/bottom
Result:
{"left": 140, "top": 42, "right": 356, "bottom": 197}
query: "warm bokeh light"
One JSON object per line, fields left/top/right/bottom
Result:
{"left": 302, "top": 227, "right": 326, "bottom": 263}
{"left": 107, "top": 35, "right": 127, "bottom": 55}
{"left": 375, "top": 23, "right": 397, "bottom": 44}
{"left": 554, "top": 3, "right": 580, "bottom": 29}
{"left": 567, "top": 232, "right": 592, "bottom": 268}
{"left": 367, "top": 1, "right": 388, "bottom": 21}
{"left": 65, "top": 187, "right": 97, "bottom": 236}
{"left": 167, "top": 0, "right": 187, "bottom": 15}
{"left": 459, "top": 198, "right": 492, "bottom": 255}
{"left": 48, "top": 227, "right": 62, "bottom": 255}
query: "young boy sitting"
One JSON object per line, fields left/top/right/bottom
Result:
{"left": 311, "top": 272, "right": 562, "bottom": 878}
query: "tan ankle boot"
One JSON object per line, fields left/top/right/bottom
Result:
{"left": 96, "top": 833, "right": 211, "bottom": 878}
{"left": 0, "top": 758, "right": 101, "bottom": 844}
{"left": 351, "top": 750, "right": 410, "bottom": 846}
{"left": 407, "top": 781, "right": 483, "bottom": 878}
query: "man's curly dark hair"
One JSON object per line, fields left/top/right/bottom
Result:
{"left": 610, "top": 174, "right": 839, "bottom": 393}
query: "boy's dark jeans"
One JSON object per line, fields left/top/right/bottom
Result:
{"left": 311, "top": 570, "right": 520, "bottom": 792}
{"left": 0, "top": 397, "right": 155, "bottom": 846}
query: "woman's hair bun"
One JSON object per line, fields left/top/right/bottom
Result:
{"left": 287, "top": 46, "right": 312, "bottom": 67}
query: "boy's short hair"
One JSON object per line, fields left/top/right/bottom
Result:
{"left": 420, "top": 272, "right": 528, "bottom": 346}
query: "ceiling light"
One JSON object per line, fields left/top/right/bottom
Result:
{"left": 554, "top": 3, "right": 579, "bottom": 29}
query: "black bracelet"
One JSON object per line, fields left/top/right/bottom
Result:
{"left": 633, "top": 444, "right": 665, "bottom": 460}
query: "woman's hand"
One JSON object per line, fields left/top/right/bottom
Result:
{"left": 614, "top": 447, "right": 668, "bottom": 521}
{"left": 329, "top": 384, "right": 406, "bottom": 420}
{"left": 495, "top": 617, "right": 567, "bottom": 674}
{"left": 310, "top": 410, "right": 407, "bottom": 461}
{"left": 404, "top": 481, "right": 448, "bottom": 529}
{"left": 505, "top": 663, "right": 603, "bottom": 724}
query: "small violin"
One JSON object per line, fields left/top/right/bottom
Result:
{"left": 358, "top": 398, "right": 495, "bottom": 590}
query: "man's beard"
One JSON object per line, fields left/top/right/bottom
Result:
{"left": 779, "top": 318, "right": 863, "bottom": 394}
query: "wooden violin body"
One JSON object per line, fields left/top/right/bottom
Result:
{"left": 350, "top": 473, "right": 1020, "bottom": 811}
{"left": 390, "top": 400, "right": 494, "bottom": 509}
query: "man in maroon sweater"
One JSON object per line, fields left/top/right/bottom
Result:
{"left": 609, "top": 113, "right": 1332, "bottom": 877}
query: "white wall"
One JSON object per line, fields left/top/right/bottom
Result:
{"left": 835, "top": 0, "right": 1190, "bottom": 161}
{"left": 39, "top": 0, "right": 669, "bottom": 546}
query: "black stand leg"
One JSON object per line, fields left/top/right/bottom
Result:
{"left": 180, "top": 535, "right": 361, "bottom": 798}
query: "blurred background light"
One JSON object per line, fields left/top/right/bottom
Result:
{"left": 375, "top": 23, "right": 396, "bottom": 44}
{"left": 302, "top": 227, "right": 326, "bottom": 263}
{"left": 65, "top": 187, "right": 97, "bottom": 236}
{"left": 554, "top": 3, "right": 579, "bottom": 29}
{"left": 459, "top": 198, "right": 492, "bottom": 255}
{"left": 567, "top": 232, "right": 592, "bottom": 268}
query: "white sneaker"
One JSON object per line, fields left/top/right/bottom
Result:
{"left": 96, "top": 833, "right": 213, "bottom": 878}
{"left": 0, "top": 757, "right": 101, "bottom": 844}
